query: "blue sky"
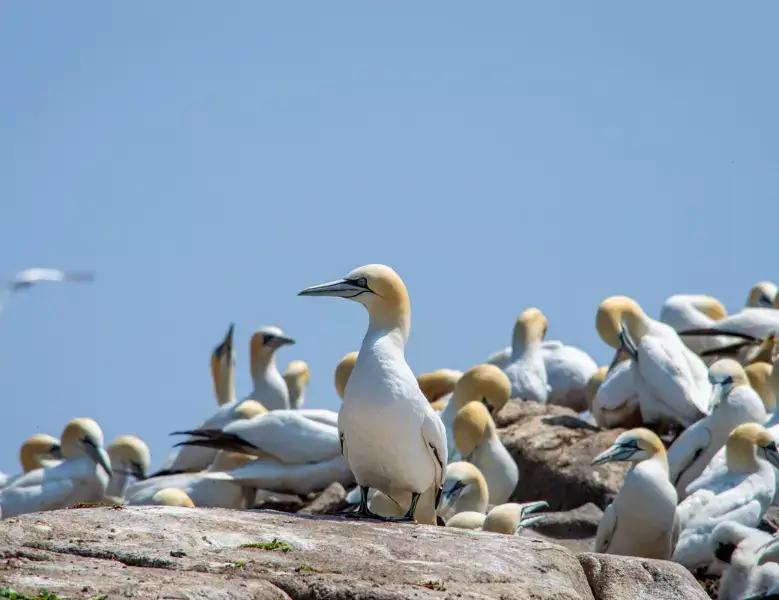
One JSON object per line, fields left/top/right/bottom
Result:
{"left": 0, "top": 2, "right": 777, "bottom": 474}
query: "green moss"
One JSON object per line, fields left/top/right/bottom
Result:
{"left": 0, "top": 589, "right": 62, "bottom": 600}
{"left": 239, "top": 538, "right": 292, "bottom": 552}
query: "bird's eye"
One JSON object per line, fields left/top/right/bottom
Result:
{"left": 357, "top": 277, "right": 368, "bottom": 288}
{"left": 724, "top": 376, "right": 733, "bottom": 385}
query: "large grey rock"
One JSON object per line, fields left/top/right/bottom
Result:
{"left": 496, "top": 400, "right": 629, "bottom": 511}
{"left": 578, "top": 553, "right": 710, "bottom": 600}
{"left": 0, "top": 506, "right": 595, "bottom": 600}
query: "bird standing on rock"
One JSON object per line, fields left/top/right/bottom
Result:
{"left": 298, "top": 264, "right": 447, "bottom": 522}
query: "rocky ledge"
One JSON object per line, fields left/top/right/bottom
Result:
{"left": 0, "top": 506, "right": 708, "bottom": 600}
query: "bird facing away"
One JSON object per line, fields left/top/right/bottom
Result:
{"left": 591, "top": 428, "right": 679, "bottom": 560}
{"left": 334, "top": 351, "right": 359, "bottom": 401}
{"left": 298, "top": 264, "right": 447, "bottom": 522}
{"left": 283, "top": 360, "right": 311, "bottom": 409}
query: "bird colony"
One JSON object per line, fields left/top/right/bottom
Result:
{"left": 5, "top": 267, "right": 779, "bottom": 599}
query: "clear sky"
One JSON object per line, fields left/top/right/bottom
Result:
{"left": 0, "top": 2, "right": 777, "bottom": 474}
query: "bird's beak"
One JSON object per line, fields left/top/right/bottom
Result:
{"left": 764, "top": 442, "right": 779, "bottom": 471}
{"left": 82, "top": 437, "right": 113, "bottom": 477}
{"left": 224, "top": 323, "right": 234, "bottom": 354}
{"left": 268, "top": 334, "right": 295, "bottom": 348}
{"left": 132, "top": 462, "right": 148, "bottom": 481}
{"left": 438, "top": 481, "right": 465, "bottom": 515}
{"left": 298, "top": 279, "right": 367, "bottom": 299}
{"left": 707, "top": 382, "right": 724, "bottom": 412}
{"left": 591, "top": 443, "right": 630, "bottom": 466}
{"left": 516, "top": 501, "right": 549, "bottom": 532}
{"left": 756, "top": 534, "right": 779, "bottom": 565}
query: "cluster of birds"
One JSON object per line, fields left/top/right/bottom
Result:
{"left": 5, "top": 266, "right": 779, "bottom": 599}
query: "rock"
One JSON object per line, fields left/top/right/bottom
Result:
{"left": 497, "top": 400, "right": 629, "bottom": 511}
{"left": 297, "top": 482, "right": 347, "bottom": 515}
{"left": 530, "top": 503, "right": 603, "bottom": 540}
{"left": 0, "top": 506, "right": 593, "bottom": 600}
{"left": 578, "top": 553, "right": 710, "bottom": 600}
{"left": 254, "top": 490, "right": 306, "bottom": 513}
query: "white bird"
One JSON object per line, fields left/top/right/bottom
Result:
{"left": 0, "top": 268, "right": 94, "bottom": 313}
{"left": 667, "top": 359, "right": 767, "bottom": 500}
{"left": 453, "top": 399, "right": 518, "bottom": 505}
{"left": 0, "top": 433, "right": 63, "bottom": 490}
{"left": 659, "top": 294, "right": 732, "bottom": 357}
{"left": 588, "top": 362, "right": 643, "bottom": 430}
{"left": 598, "top": 296, "right": 710, "bottom": 428}
{"left": 126, "top": 451, "right": 255, "bottom": 508}
{"left": 710, "top": 521, "right": 778, "bottom": 600}
{"left": 487, "top": 338, "right": 596, "bottom": 411}
{"left": 501, "top": 308, "right": 549, "bottom": 403}
{"left": 0, "top": 418, "right": 112, "bottom": 518}
{"left": 749, "top": 282, "right": 779, "bottom": 309}
{"left": 438, "top": 364, "right": 511, "bottom": 462}
{"left": 590, "top": 428, "right": 679, "bottom": 560}
{"left": 283, "top": 360, "right": 310, "bottom": 410}
{"left": 672, "top": 423, "right": 779, "bottom": 572}
{"left": 437, "top": 461, "right": 489, "bottom": 522}
{"left": 103, "top": 436, "right": 151, "bottom": 505}
{"left": 243, "top": 326, "right": 296, "bottom": 410}
{"left": 445, "top": 501, "right": 548, "bottom": 533}
{"left": 298, "top": 264, "right": 447, "bottom": 522}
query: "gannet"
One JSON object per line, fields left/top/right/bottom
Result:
{"left": 445, "top": 501, "right": 548, "bottom": 533}
{"left": 173, "top": 408, "right": 343, "bottom": 465}
{"left": 0, "top": 268, "right": 94, "bottom": 313}
{"left": 502, "top": 308, "right": 549, "bottom": 403}
{"left": 659, "top": 294, "right": 730, "bottom": 357}
{"left": 453, "top": 400, "right": 518, "bottom": 505}
{"left": 283, "top": 360, "right": 310, "bottom": 409}
{"left": 591, "top": 428, "right": 679, "bottom": 559}
{"left": 598, "top": 296, "right": 710, "bottom": 428}
{"left": 679, "top": 308, "right": 779, "bottom": 358}
{"left": 149, "top": 488, "right": 196, "bottom": 507}
{"left": 299, "top": 264, "right": 447, "bottom": 522}
{"left": 749, "top": 282, "right": 779, "bottom": 309}
{"left": 746, "top": 362, "right": 776, "bottom": 416}
{"left": 211, "top": 323, "right": 236, "bottom": 407}
{"left": 334, "top": 351, "right": 358, "bottom": 401}
{"left": 0, "top": 434, "right": 64, "bottom": 490}
{"left": 710, "top": 521, "right": 778, "bottom": 600}
{"left": 0, "top": 418, "right": 112, "bottom": 518}
{"left": 672, "top": 423, "right": 779, "bottom": 572}
{"left": 417, "top": 369, "right": 462, "bottom": 412}
{"left": 438, "top": 364, "right": 511, "bottom": 462}
{"left": 127, "top": 450, "right": 255, "bottom": 508}
{"left": 667, "top": 359, "right": 767, "bottom": 500}
{"left": 438, "top": 461, "right": 489, "bottom": 521}
{"left": 244, "top": 326, "right": 295, "bottom": 410}
{"left": 104, "top": 435, "right": 150, "bottom": 504}
{"left": 588, "top": 362, "right": 642, "bottom": 430}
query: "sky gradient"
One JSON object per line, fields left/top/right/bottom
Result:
{"left": 0, "top": 2, "right": 777, "bottom": 473}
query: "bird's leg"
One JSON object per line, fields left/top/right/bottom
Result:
{"left": 386, "top": 492, "right": 420, "bottom": 523}
{"left": 332, "top": 486, "right": 388, "bottom": 520}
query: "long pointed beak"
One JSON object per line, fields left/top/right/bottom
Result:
{"left": 764, "top": 444, "right": 779, "bottom": 471}
{"left": 516, "top": 501, "right": 549, "bottom": 532}
{"left": 607, "top": 348, "right": 622, "bottom": 372}
{"left": 224, "top": 323, "right": 234, "bottom": 352}
{"left": 619, "top": 322, "right": 639, "bottom": 361}
{"left": 756, "top": 535, "right": 779, "bottom": 565}
{"left": 591, "top": 444, "right": 626, "bottom": 466}
{"left": 298, "top": 279, "right": 366, "bottom": 298}
{"left": 83, "top": 438, "right": 113, "bottom": 477}
{"left": 269, "top": 334, "right": 295, "bottom": 348}
{"left": 707, "top": 382, "right": 724, "bottom": 412}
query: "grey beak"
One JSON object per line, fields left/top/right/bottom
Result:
{"left": 298, "top": 279, "right": 368, "bottom": 299}
{"left": 82, "top": 437, "right": 113, "bottom": 477}
{"left": 268, "top": 334, "right": 295, "bottom": 348}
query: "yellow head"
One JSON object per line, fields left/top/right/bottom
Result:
{"left": 745, "top": 363, "right": 775, "bottom": 413}
{"left": 210, "top": 450, "right": 256, "bottom": 471}
{"left": 450, "top": 364, "right": 511, "bottom": 416}
{"left": 482, "top": 501, "right": 549, "bottom": 535}
{"left": 595, "top": 296, "right": 645, "bottom": 349}
{"left": 19, "top": 433, "right": 62, "bottom": 473}
{"left": 453, "top": 401, "right": 493, "bottom": 459}
{"left": 60, "top": 418, "right": 113, "bottom": 477}
{"left": 585, "top": 366, "right": 609, "bottom": 411}
{"left": 334, "top": 351, "right": 358, "bottom": 401}
{"left": 748, "top": 281, "right": 778, "bottom": 309}
{"left": 694, "top": 296, "right": 728, "bottom": 321}
{"left": 249, "top": 326, "right": 295, "bottom": 379}
{"left": 234, "top": 400, "right": 267, "bottom": 420}
{"left": 417, "top": 369, "right": 462, "bottom": 403}
{"left": 283, "top": 360, "right": 310, "bottom": 409}
{"left": 725, "top": 422, "right": 779, "bottom": 473}
{"left": 708, "top": 359, "right": 750, "bottom": 411}
{"left": 747, "top": 334, "right": 777, "bottom": 366}
{"left": 150, "top": 488, "right": 195, "bottom": 508}
{"left": 210, "top": 323, "right": 235, "bottom": 406}
{"left": 512, "top": 308, "right": 548, "bottom": 347}
{"left": 299, "top": 264, "right": 411, "bottom": 340}
{"left": 591, "top": 428, "right": 666, "bottom": 466}
{"left": 439, "top": 461, "right": 489, "bottom": 518}
{"left": 107, "top": 435, "right": 151, "bottom": 480}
